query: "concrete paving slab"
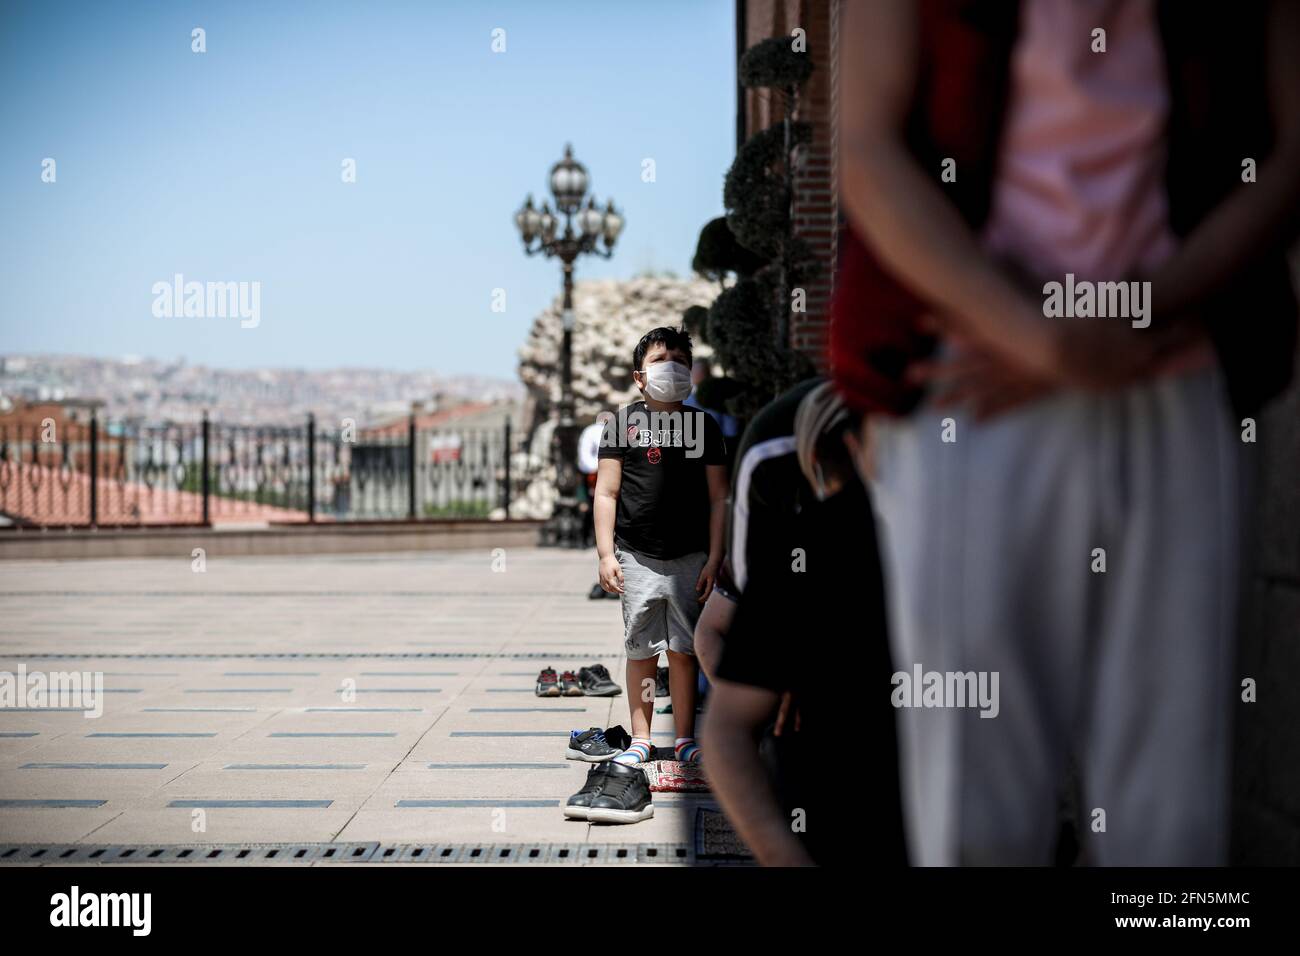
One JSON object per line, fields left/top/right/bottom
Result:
{"left": 0, "top": 762, "right": 195, "bottom": 803}
{"left": 27, "top": 734, "right": 236, "bottom": 763}
{"left": 0, "top": 734, "right": 48, "bottom": 759}
{"left": 151, "top": 764, "right": 394, "bottom": 804}
{"left": 0, "top": 808, "right": 124, "bottom": 843}
{"left": 249, "top": 709, "right": 445, "bottom": 732}
{"left": 586, "top": 806, "right": 704, "bottom": 843}
{"left": 210, "top": 735, "right": 420, "bottom": 763}
{"left": 363, "top": 766, "right": 580, "bottom": 801}
{"left": 437, "top": 709, "right": 614, "bottom": 732}
{"left": 0, "top": 548, "right": 707, "bottom": 862}
{"left": 406, "top": 734, "right": 577, "bottom": 763}
{"left": 81, "top": 809, "right": 355, "bottom": 844}
{"left": 334, "top": 807, "right": 586, "bottom": 844}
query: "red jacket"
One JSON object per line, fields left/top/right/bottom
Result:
{"left": 829, "top": 0, "right": 1297, "bottom": 417}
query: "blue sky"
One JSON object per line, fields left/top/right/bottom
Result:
{"left": 0, "top": 0, "right": 735, "bottom": 378}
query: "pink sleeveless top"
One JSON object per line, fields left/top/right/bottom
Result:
{"left": 981, "top": 0, "right": 1178, "bottom": 281}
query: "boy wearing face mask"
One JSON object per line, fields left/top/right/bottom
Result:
{"left": 595, "top": 327, "right": 729, "bottom": 770}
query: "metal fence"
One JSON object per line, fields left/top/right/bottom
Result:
{"left": 0, "top": 414, "right": 514, "bottom": 529}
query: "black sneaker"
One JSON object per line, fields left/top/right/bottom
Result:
{"left": 562, "top": 761, "right": 613, "bottom": 820}
{"left": 578, "top": 664, "right": 622, "bottom": 697}
{"left": 587, "top": 582, "right": 606, "bottom": 600}
{"left": 535, "top": 667, "right": 560, "bottom": 697}
{"left": 559, "top": 670, "right": 584, "bottom": 697}
{"left": 655, "top": 666, "right": 670, "bottom": 698}
{"left": 566, "top": 727, "right": 624, "bottom": 762}
{"left": 587, "top": 760, "right": 654, "bottom": 824}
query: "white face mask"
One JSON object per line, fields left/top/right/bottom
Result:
{"left": 641, "top": 361, "right": 693, "bottom": 402}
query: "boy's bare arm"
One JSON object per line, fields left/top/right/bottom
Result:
{"left": 594, "top": 458, "right": 624, "bottom": 593}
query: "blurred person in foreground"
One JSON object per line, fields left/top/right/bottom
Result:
{"left": 834, "top": 0, "right": 1299, "bottom": 865}
{"left": 700, "top": 380, "right": 905, "bottom": 867}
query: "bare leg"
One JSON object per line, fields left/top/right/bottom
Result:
{"left": 626, "top": 657, "right": 658, "bottom": 740}
{"left": 667, "top": 649, "right": 698, "bottom": 740}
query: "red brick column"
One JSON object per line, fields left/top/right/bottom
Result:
{"left": 741, "top": 0, "right": 840, "bottom": 370}
{"left": 790, "top": 0, "right": 838, "bottom": 367}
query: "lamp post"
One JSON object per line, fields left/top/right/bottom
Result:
{"left": 515, "top": 145, "right": 624, "bottom": 547}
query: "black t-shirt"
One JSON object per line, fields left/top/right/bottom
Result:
{"left": 598, "top": 401, "right": 726, "bottom": 560}
{"left": 715, "top": 379, "right": 905, "bottom": 866}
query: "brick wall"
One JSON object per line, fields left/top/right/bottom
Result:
{"left": 742, "top": 0, "right": 839, "bottom": 370}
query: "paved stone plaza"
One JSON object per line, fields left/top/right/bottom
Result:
{"left": 0, "top": 548, "right": 718, "bottom": 864}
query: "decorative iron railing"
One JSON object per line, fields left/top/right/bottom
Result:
{"left": 0, "top": 414, "right": 514, "bottom": 529}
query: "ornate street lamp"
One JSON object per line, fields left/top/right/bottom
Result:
{"left": 515, "top": 144, "right": 624, "bottom": 547}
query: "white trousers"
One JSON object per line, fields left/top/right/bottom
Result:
{"left": 869, "top": 365, "right": 1241, "bottom": 865}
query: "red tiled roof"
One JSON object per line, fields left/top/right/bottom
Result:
{"left": 363, "top": 402, "right": 498, "bottom": 438}
{"left": 0, "top": 462, "right": 313, "bottom": 527}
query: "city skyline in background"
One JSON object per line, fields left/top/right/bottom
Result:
{"left": 0, "top": 0, "right": 736, "bottom": 380}
{"left": 0, "top": 352, "right": 521, "bottom": 427}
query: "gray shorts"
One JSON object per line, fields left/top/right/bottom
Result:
{"left": 616, "top": 546, "right": 707, "bottom": 661}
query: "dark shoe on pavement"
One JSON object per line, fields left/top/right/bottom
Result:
{"left": 655, "top": 666, "right": 670, "bottom": 698}
{"left": 562, "top": 761, "right": 614, "bottom": 820}
{"left": 587, "top": 582, "right": 606, "bottom": 600}
{"left": 587, "top": 760, "right": 654, "bottom": 824}
{"left": 578, "top": 664, "right": 622, "bottom": 697}
{"left": 535, "top": 667, "right": 561, "bottom": 698}
{"left": 566, "top": 727, "right": 624, "bottom": 762}
{"left": 603, "top": 724, "right": 632, "bottom": 751}
{"left": 559, "top": 670, "right": 584, "bottom": 696}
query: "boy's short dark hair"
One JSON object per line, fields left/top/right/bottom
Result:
{"left": 632, "top": 326, "right": 693, "bottom": 371}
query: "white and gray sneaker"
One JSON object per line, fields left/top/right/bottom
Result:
{"left": 565, "top": 727, "right": 624, "bottom": 762}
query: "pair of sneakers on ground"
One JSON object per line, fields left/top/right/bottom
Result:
{"left": 535, "top": 664, "right": 621, "bottom": 698}
{"left": 562, "top": 726, "right": 700, "bottom": 824}
{"left": 563, "top": 757, "right": 654, "bottom": 824}
{"left": 566, "top": 726, "right": 701, "bottom": 765}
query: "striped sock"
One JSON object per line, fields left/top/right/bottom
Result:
{"left": 613, "top": 738, "right": 652, "bottom": 766}
{"left": 674, "top": 737, "right": 701, "bottom": 763}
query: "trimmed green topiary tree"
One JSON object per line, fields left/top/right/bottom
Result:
{"left": 738, "top": 35, "right": 814, "bottom": 90}
{"left": 688, "top": 36, "right": 818, "bottom": 422}
{"left": 692, "top": 216, "right": 766, "bottom": 286}
{"left": 681, "top": 303, "right": 711, "bottom": 340}
{"left": 723, "top": 122, "right": 810, "bottom": 261}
